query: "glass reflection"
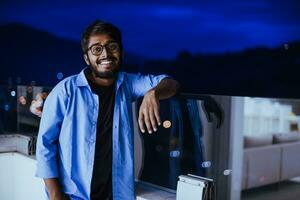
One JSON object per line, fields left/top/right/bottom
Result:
{"left": 137, "top": 95, "right": 223, "bottom": 190}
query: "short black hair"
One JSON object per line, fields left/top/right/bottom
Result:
{"left": 81, "top": 20, "right": 122, "bottom": 53}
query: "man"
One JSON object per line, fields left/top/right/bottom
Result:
{"left": 36, "top": 20, "right": 179, "bottom": 200}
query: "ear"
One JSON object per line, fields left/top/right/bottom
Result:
{"left": 83, "top": 54, "right": 90, "bottom": 66}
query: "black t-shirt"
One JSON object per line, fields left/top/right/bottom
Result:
{"left": 86, "top": 72, "right": 115, "bottom": 200}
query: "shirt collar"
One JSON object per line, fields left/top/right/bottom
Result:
{"left": 76, "top": 67, "right": 124, "bottom": 90}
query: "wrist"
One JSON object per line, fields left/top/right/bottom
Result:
{"left": 147, "top": 88, "right": 158, "bottom": 98}
{"left": 49, "top": 190, "right": 63, "bottom": 200}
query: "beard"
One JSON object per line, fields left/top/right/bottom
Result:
{"left": 94, "top": 70, "right": 116, "bottom": 79}
{"left": 88, "top": 57, "right": 121, "bottom": 79}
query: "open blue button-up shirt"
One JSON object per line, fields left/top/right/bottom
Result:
{"left": 36, "top": 68, "right": 168, "bottom": 200}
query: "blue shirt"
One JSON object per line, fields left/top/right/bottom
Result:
{"left": 36, "top": 68, "right": 169, "bottom": 200}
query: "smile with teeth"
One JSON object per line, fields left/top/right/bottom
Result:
{"left": 98, "top": 59, "right": 114, "bottom": 69}
{"left": 100, "top": 60, "right": 112, "bottom": 64}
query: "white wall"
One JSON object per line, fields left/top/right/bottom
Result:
{"left": 243, "top": 97, "right": 295, "bottom": 136}
{"left": 0, "top": 153, "right": 14, "bottom": 200}
{"left": 0, "top": 152, "right": 47, "bottom": 200}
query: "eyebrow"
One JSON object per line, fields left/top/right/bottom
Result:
{"left": 89, "top": 40, "right": 117, "bottom": 48}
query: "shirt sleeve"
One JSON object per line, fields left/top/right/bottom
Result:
{"left": 35, "top": 82, "right": 67, "bottom": 178}
{"left": 126, "top": 73, "right": 171, "bottom": 101}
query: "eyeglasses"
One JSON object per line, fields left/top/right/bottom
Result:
{"left": 86, "top": 42, "right": 120, "bottom": 56}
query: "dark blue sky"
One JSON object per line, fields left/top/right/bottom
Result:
{"left": 1, "top": 0, "right": 300, "bottom": 59}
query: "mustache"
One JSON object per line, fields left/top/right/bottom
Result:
{"left": 96, "top": 57, "right": 115, "bottom": 64}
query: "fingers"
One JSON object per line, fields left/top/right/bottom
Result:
{"left": 138, "top": 110, "right": 146, "bottom": 133}
{"left": 153, "top": 102, "right": 161, "bottom": 126}
{"left": 138, "top": 105, "right": 160, "bottom": 134}
{"left": 144, "top": 111, "right": 153, "bottom": 134}
{"left": 149, "top": 109, "right": 157, "bottom": 132}
{"left": 139, "top": 108, "right": 153, "bottom": 134}
{"left": 138, "top": 91, "right": 162, "bottom": 134}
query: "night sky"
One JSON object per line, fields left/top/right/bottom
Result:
{"left": 1, "top": 0, "right": 300, "bottom": 59}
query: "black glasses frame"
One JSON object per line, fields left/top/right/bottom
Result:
{"left": 85, "top": 42, "right": 120, "bottom": 56}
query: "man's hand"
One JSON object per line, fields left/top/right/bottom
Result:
{"left": 138, "top": 89, "right": 161, "bottom": 134}
{"left": 49, "top": 192, "right": 69, "bottom": 200}
{"left": 44, "top": 178, "right": 70, "bottom": 200}
{"left": 138, "top": 78, "right": 180, "bottom": 134}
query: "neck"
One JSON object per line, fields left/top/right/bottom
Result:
{"left": 87, "top": 71, "right": 115, "bottom": 86}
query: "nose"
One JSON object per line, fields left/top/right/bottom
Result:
{"left": 100, "top": 46, "right": 108, "bottom": 59}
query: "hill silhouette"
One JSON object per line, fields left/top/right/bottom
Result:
{"left": 142, "top": 41, "right": 300, "bottom": 98}
{"left": 1, "top": 23, "right": 300, "bottom": 98}
{"left": 0, "top": 23, "right": 142, "bottom": 86}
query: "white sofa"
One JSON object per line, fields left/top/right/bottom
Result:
{"left": 242, "top": 132, "right": 300, "bottom": 190}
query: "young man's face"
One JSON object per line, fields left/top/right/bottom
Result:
{"left": 84, "top": 34, "right": 122, "bottom": 79}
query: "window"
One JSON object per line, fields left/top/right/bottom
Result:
{"left": 134, "top": 94, "right": 231, "bottom": 199}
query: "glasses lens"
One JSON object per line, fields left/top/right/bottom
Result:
{"left": 107, "top": 42, "right": 119, "bottom": 52}
{"left": 89, "top": 42, "right": 120, "bottom": 56}
{"left": 91, "top": 45, "right": 103, "bottom": 55}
